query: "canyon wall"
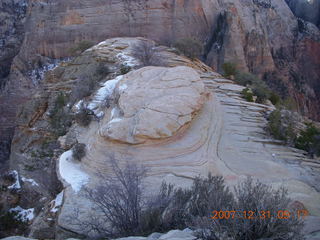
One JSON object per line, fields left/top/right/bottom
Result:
{"left": 1, "top": 0, "right": 320, "bottom": 163}
{"left": 286, "top": 0, "right": 320, "bottom": 27}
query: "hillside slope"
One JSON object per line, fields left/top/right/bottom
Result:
{"left": 1, "top": 0, "right": 320, "bottom": 167}
{"left": 2, "top": 38, "right": 319, "bottom": 239}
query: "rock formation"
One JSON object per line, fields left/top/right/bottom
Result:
{"left": 3, "top": 38, "right": 319, "bottom": 239}
{"left": 286, "top": 0, "right": 320, "bottom": 27}
{"left": 1, "top": 0, "right": 320, "bottom": 166}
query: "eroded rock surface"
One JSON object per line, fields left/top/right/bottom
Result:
{"left": 4, "top": 38, "right": 320, "bottom": 239}
{"left": 101, "top": 66, "right": 205, "bottom": 144}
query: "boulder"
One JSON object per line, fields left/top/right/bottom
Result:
{"left": 100, "top": 66, "right": 206, "bottom": 144}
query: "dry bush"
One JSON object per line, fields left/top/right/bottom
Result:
{"left": 195, "top": 178, "right": 304, "bottom": 240}
{"left": 70, "top": 74, "right": 97, "bottom": 104}
{"left": 69, "top": 40, "right": 94, "bottom": 55}
{"left": 131, "top": 41, "right": 164, "bottom": 67}
{"left": 174, "top": 38, "right": 203, "bottom": 59}
{"left": 74, "top": 103, "right": 92, "bottom": 127}
{"left": 75, "top": 159, "right": 147, "bottom": 238}
{"left": 71, "top": 166, "right": 304, "bottom": 240}
{"left": 72, "top": 143, "right": 86, "bottom": 161}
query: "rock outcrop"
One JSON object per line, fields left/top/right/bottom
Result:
{"left": 286, "top": 0, "right": 320, "bottom": 27}
{"left": 1, "top": 0, "right": 320, "bottom": 169}
{"left": 101, "top": 66, "right": 206, "bottom": 144}
{"left": 5, "top": 38, "right": 319, "bottom": 238}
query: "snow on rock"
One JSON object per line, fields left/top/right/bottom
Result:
{"left": 58, "top": 150, "right": 89, "bottom": 192}
{"left": 74, "top": 100, "right": 84, "bottom": 111}
{"left": 8, "top": 170, "right": 21, "bottom": 190}
{"left": 116, "top": 52, "right": 139, "bottom": 67}
{"left": 50, "top": 190, "right": 64, "bottom": 213}
{"left": 21, "top": 177, "right": 39, "bottom": 187}
{"left": 119, "top": 83, "right": 128, "bottom": 92}
{"left": 108, "top": 118, "right": 122, "bottom": 124}
{"left": 28, "top": 57, "right": 71, "bottom": 86}
{"left": 10, "top": 206, "right": 34, "bottom": 222}
{"left": 87, "top": 75, "right": 123, "bottom": 111}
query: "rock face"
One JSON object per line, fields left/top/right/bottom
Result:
{"left": 0, "top": 0, "right": 27, "bottom": 166}
{"left": 0, "top": 0, "right": 27, "bottom": 86}
{"left": 1, "top": 0, "right": 320, "bottom": 168}
{"left": 286, "top": 0, "right": 320, "bottom": 27}
{"left": 101, "top": 66, "right": 206, "bottom": 144}
{"left": 4, "top": 38, "right": 320, "bottom": 238}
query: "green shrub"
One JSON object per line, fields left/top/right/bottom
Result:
{"left": 267, "top": 110, "right": 297, "bottom": 143}
{"left": 235, "top": 72, "right": 274, "bottom": 103}
{"left": 69, "top": 40, "right": 94, "bottom": 55}
{"left": 222, "top": 62, "right": 237, "bottom": 78}
{"left": 252, "top": 83, "right": 270, "bottom": 103}
{"left": 295, "top": 124, "right": 320, "bottom": 157}
{"left": 234, "top": 72, "right": 259, "bottom": 86}
{"left": 0, "top": 210, "right": 24, "bottom": 232}
{"left": 49, "top": 93, "right": 72, "bottom": 136}
{"left": 241, "top": 88, "right": 254, "bottom": 102}
{"left": 269, "top": 92, "right": 281, "bottom": 105}
{"left": 283, "top": 97, "right": 298, "bottom": 111}
{"left": 268, "top": 110, "right": 286, "bottom": 141}
{"left": 120, "top": 64, "right": 131, "bottom": 75}
{"left": 174, "top": 38, "right": 203, "bottom": 59}
{"left": 72, "top": 143, "right": 86, "bottom": 161}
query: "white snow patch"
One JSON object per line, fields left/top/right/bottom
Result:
{"left": 50, "top": 191, "right": 64, "bottom": 213}
{"left": 111, "top": 108, "right": 117, "bottom": 119}
{"left": 96, "top": 111, "right": 105, "bottom": 119}
{"left": 119, "top": 83, "right": 128, "bottom": 92}
{"left": 21, "top": 177, "right": 39, "bottom": 187}
{"left": 74, "top": 100, "right": 84, "bottom": 111}
{"left": 10, "top": 206, "right": 34, "bottom": 222}
{"left": 117, "top": 52, "right": 139, "bottom": 67}
{"left": 8, "top": 170, "right": 21, "bottom": 190}
{"left": 59, "top": 150, "right": 89, "bottom": 192}
{"left": 109, "top": 118, "right": 122, "bottom": 124}
{"left": 87, "top": 75, "right": 123, "bottom": 111}
{"left": 28, "top": 58, "right": 71, "bottom": 86}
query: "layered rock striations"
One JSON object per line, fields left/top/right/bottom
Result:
{"left": 5, "top": 38, "right": 320, "bottom": 238}
{"left": 1, "top": 0, "right": 320, "bottom": 166}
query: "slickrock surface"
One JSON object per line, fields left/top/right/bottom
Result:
{"left": 5, "top": 38, "right": 320, "bottom": 238}
{"left": 56, "top": 39, "right": 320, "bottom": 237}
{"left": 101, "top": 66, "right": 206, "bottom": 144}
{"left": 2, "top": 0, "right": 320, "bottom": 173}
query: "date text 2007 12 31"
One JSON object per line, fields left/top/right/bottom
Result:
{"left": 210, "top": 210, "right": 309, "bottom": 220}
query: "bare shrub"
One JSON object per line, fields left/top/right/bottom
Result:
{"left": 74, "top": 103, "right": 92, "bottom": 127}
{"left": 71, "top": 166, "right": 304, "bottom": 239}
{"left": 69, "top": 40, "right": 94, "bottom": 55}
{"left": 195, "top": 177, "right": 304, "bottom": 240}
{"left": 96, "top": 63, "right": 110, "bottom": 76}
{"left": 72, "top": 143, "right": 86, "bottom": 161}
{"left": 131, "top": 41, "right": 163, "bottom": 67}
{"left": 174, "top": 38, "right": 203, "bottom": 59}
{"left": 230, "top": 178, "right": 303, "bottom": 240}
{"left": 79, "top": 159, "right": 147, "bottom": 238}
{"left": 70, "top": 74, "right": 97, "bottom": 104}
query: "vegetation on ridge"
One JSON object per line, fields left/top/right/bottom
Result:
{"left": 71, "top": 160, "right": 304, "bottom": 239}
